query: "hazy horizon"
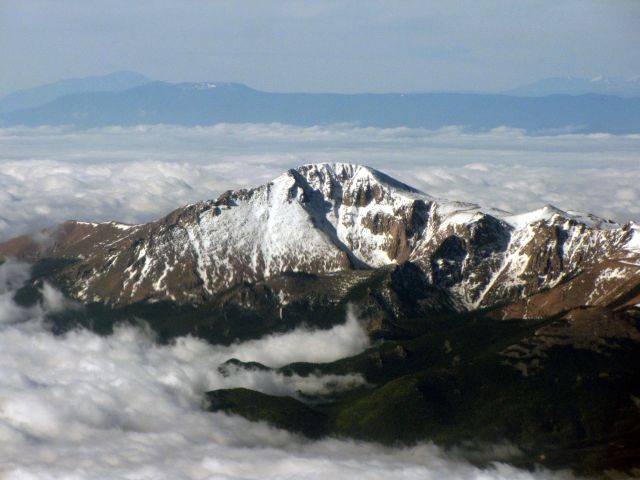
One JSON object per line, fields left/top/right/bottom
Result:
{"left": 5, "top": 69, "right": 640, "bottom": 97}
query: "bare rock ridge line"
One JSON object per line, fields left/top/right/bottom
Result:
{"left": 1, "top": 162, "right": 639, "bottom": 313}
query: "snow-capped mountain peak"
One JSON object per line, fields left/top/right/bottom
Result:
{"left": 502, "top": 204, "right": 619, "bottom": 230}
{"left": 0, "top": 163, "right": 637, "bottom": 312}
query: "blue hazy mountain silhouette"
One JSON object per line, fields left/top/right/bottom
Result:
{"left": 0, "top": 71, "right": 150, "bottom": 114}
{"left": 1, "top": 80, "right": 639, "bottom": 133}
{"left": 505, "top": 76, "right": 640, "bottom": 98}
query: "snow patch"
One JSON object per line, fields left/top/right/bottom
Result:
{"left": 624, "top": 222, "right": 640, "bottom": 252}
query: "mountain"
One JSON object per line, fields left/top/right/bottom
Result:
{"left": 2, "top": 81, "right": 640, "bottom": 133}
{"left": 2, "top": 163, "right": 640, "bottom": 474}
{"left": 505, "top": 75, "right": 640, "bottom": 97}
{"left": 2, "top": 163, "right": 638, "bottom": 313}
{"left": 0, "top": 71, "right": 150, "bottom": 114}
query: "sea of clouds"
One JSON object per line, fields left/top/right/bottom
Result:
{"left": 0, "top": 123, "right": 639, "bottom": 240}
{"left": 0, "top": 123, "right": 635, "bottom": 478}
{"left": 0, "top": 261, "right": 579, "bottom": 479}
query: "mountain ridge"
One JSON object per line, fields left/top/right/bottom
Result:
{"left": 505, "top": 75, "right": 640, "bottom": 97}
{"left": 2, "top": 81, "right": 639, "bottom": 133}
{"left": 0, "top": 71, "right": 150, "bottom": 114}
{"left": 2, "top": 163, "right": 638, "bottom": 317}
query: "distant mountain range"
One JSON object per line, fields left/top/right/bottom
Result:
{"left": 1, "top": 72, "right": 639, "bottom": 132}
{"left": 0, "top": 71, "right": 150, "bottom": 114}
{"left": 505, "top": 75, "right": 640, "bottom": 97}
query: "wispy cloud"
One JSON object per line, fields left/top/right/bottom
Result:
{"left": 0, "top": 124, "right": 638, "bottom": 241}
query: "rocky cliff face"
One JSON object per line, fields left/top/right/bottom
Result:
{"left": 1, "top": 163, "right": 639, "bottom": 312}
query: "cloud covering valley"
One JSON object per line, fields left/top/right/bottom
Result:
{"left": 0, "top": 261, "right": 579, "bottom": 479}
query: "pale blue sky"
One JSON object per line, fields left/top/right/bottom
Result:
{"left": 1, "top": 0, "right": 639, "bottom": 96}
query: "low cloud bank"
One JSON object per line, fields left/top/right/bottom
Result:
{"left": 0, "top": 124, "right": 638, "bottom": 240}
{"left": 0, "top": 262, "right": 578, "bottom": 479}
{"left": 222, "top": 305, "right": 370, "bottom": 367}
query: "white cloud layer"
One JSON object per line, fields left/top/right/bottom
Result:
{"left": 0, "top": 124, "right": 639, "bottom": 241}
{"left": 0, "top": 124, "right": 635, "bottom": 476}
{"left": 0, "top": 261, "right": 579, "bottom": 480}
